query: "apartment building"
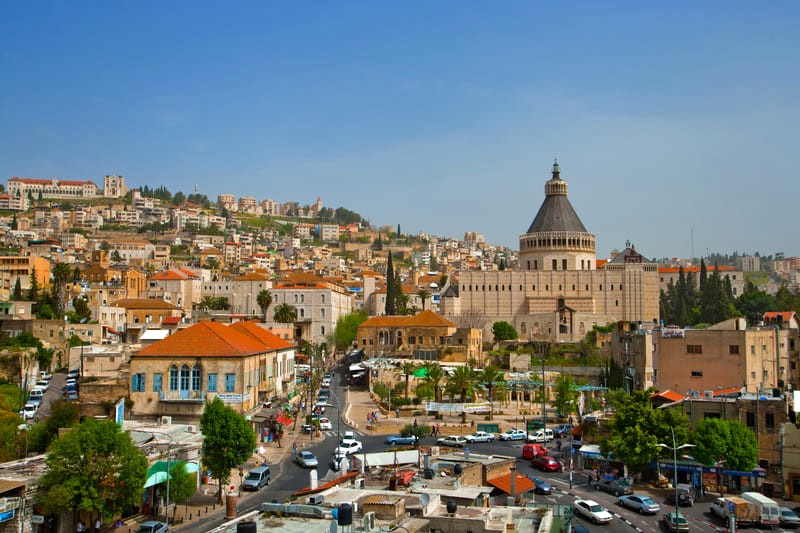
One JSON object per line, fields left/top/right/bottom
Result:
{"left": 659, "top": 265, "right": 746, "bottom": 297}
{"left": 0, "top": 255, "right": 50, "bottom": 299}
{"left": 268, "top": 274, "right": 353, "bottom": 343}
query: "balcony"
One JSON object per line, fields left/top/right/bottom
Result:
{"left": 159, "top": 390, "right": 206, "bottom": 403}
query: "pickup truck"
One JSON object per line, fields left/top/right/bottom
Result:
{"left": 710, "top": 497, "right": 759, "bottom": 526}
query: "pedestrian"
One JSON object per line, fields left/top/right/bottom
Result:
{"left": 413, "top": 418, "right": 418, "bottom": 429}
{"left": 396, "top": 408, "right": 400, "bottom": 418}
{"left": 77, "top": 520, "right": 86, "bottom": 533}
{"left": 95, "top": 518, "right": 101, "bottom": 532}
{"left": 292, "top": 442, "right": 297, "bottom": 456}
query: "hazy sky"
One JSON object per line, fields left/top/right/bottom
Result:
{"left": 1, "top": 2, "right": 798, "bottom": 259}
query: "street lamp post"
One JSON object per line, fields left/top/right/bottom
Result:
{"left": 658, "top": 427, "right": 695, "bottom": 533}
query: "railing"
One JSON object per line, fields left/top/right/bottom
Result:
{"left": 159, "top": 390, "right": 206, "bottom": 402}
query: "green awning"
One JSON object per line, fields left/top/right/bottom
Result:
{"left": 412, "top": 368, "right": 428, "bottom": 378}
{"left": 143, "top": 461, "right": 199, "bottom": 488}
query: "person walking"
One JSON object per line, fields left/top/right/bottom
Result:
{"left": 292, "top": 442, "right": 297, "bottom": 456}
{"left": 396, "top": 408, "right": 400, "bottom": 418}
{"left": 76, "top": 520, "right": 86, "bottom": 533}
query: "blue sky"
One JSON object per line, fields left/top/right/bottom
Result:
{"left": 2, "top": 2, "right": 798, "bottom": 259}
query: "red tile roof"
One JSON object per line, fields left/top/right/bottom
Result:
{"left": 229, "top": 320, "right": 295, "bottom": 350}
{"left": 487, "top": 472, "right": 536, "bottom": 495}
{"left": 136, "top": 321, "right": 270, "bottom": 357}
{"left": 115, "top": 298, "right": 178, "bottom": 310}
{"left": 150, "top": 269, "right": 192, "bottom": 281}
{"left": 9, "top": 177, "right": 98, "bottom": 187}
{"left": 360, "top": 310, "right": 457, "bottom": 328}
{"left": 650, "top": 390, "right": 686, "bottom": 403}
{"left": 764, "top": 311, "right": 795, "bottom": 321}
{"left": 234, "top": 273, "right": 270, "bottom": 281}
{"left": 161, "top": 317, "right": 181, "bottom": 325}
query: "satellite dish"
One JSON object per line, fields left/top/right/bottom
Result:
{"left": 80, "top": 318, "right": 88, "bottom": 324}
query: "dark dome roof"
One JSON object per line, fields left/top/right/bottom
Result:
{"left": 526, "top": 195, "right": 588, "bottom": 233}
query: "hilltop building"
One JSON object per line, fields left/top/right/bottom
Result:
{"left": 441, "top": 160, "right": 661, "bottom": 342}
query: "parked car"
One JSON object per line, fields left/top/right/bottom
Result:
{"left": 665, "top": 484, "right": 696, "bottom": 507}
{"left": 136, "top": 521, "right": 168, "bottom": 533}
{"left": 334, "top": 439, "right": 363, "bottom": 455}
{"left": 499, "top": 428, "right": 526, "bottom": 441}
{"left": 317, "top": 390, "right": 330, "bottom": 401}
{"left": 618, "top": 494, "right": 660, "bottom": 514}
{"left": 321, "top": 376, "right": 332, "bottom": 388}
{"left": 573, "top": 499, "right": 613, "bottom": 524}
{"left": 595, "top": 478, "right": 633, "bottom": 496}
{"left": 35, "top": 380, "right": 49, "bottom": 392}
{"left": 296, "top": 451, "right": 319, "bottom": 468}
{"left": 780, "top": 507, "right": 800, "bottom": 528}
{"left": 29, "top": 388, "right": 44, "bottom": 400}
{"left": 464, "top": 431, "right": 495, "bottom": 443}
{"left": 527, "top": 428, "right": 554, "bottom": 443}
{"left": 386, "top": 434, "right": 418, "bottom": 445}
{"left": 65, "top": 390, "right": 79, "bottom": 401}
{"left": 437, "top": 435, "right": 468, "bottom": 448}
{"left": 23, "top": 403, "right": 37, "bottom": 419}
{"left": 28, "top": 396, "right": 42, "bottom": 407}
{"left": 663, "top": 512, "right": 689, "bottom": 532}
{"left": 553, "top": 423, "right": 574, "bottom": 438}
{"left": 532, "top": 455, "right": 562, "bottom": 472}
{"left": 67, "top": 369, "right": 80, "bottom": 380}
{"left": 528, "top": 475, "right": 552, "bottom": 495}
{"left": 312, "top": 403, "right": 327, "bottom": 414}
{"left": 39, "top": 371, "right": 53, "bottom": 381}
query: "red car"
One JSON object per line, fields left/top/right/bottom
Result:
{"left": 532, "top": 455, "right": 562, "bottom": 472}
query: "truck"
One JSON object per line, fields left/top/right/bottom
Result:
{"left": 710, "top": 496, "right": 760, "bottom": 526}
{"left": 740, "top": 491, "right": 780, "bottom": 526}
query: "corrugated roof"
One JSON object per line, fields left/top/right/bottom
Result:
{"left": 486, "top": 472, "right": 536, "bottom": 495}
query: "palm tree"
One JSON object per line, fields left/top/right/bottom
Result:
{"left": 423, "top": 362, "right": 446, "bottom": 402}
{"left": 399, "top": 361, "right": 418, "bottom": 398}
{"left": 446, "top": 365, "right": 478, "bottom": 423}
{"left": 199, "top": 296, "right": 215, "bottom": 314}
{"left": 273, "top": 303, "right": 297, "bottom": 324}
{"left": 212, "top": 297, "right": 230, "bottom": 310}
{"left": 479, "top": 365, "right": 505, "bottom": 421}
{"left": 416, "top": 289, "right": 431, "bottom": 311}
{"left": 256, "top": 289, "right": 272, "bottom": 322}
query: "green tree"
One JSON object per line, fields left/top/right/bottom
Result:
{"left": 165, "top": 462, "right": 196, "bottom": 516}
{"left": 29, "top": 399, "right": 80, "bottom": 453}
{"left": 39, "top": 419, "right": 148, "bottom": 523}
{"left": 399, "top": 361, "right": 418, "bottom": 399}
{"left": 51, "top": 262, "right": 73, "bottom": 316}
{"left": 28, "top": 267, "right": 39, "bottom": 302}
{"left": 385, "top": 252, "right": 396, "bottom": 315}
{"left": 71, "top": 298, "right": 92, "bottom": 322}
{"left": 110, "top": 250, "right": 122, "bottom": 262}
{"left": 492, "top": 321, "right": 517, "bottom": 341}
{"left": 446, "top": 365, "right": 478, "bottom": 423}
{"left": 400, "top": 422, "right": 429, "bottom": 445}
{"left": 273, "top": 303, "right": 297, "bottom": 324}
{"left": 333, "top": 311, "right": 368, "bottom": 351}
{"left": 200, "top": 397, "right": 256, "bottom": 501}
{"left": 416, "top": 289, "right": 431, "bottom": 311}
{"left": 423, "top": 363, "right": 446, "bottom": 402}
{"left": 699, "top": 264, "right": 737, "bottom": 324}
{"left": 735, "top": 282, "right": 776, "bottom": 324}
{"left": 725, "top": 420, "right": 759, "bottom": 471}
{"left": 552, "top": 373, "right": 579, "bottom": 418}
{"left": 12, "top": 278, "right": 22, "bottom": 301}
{"left": 478, "top": 365, "right": 504, "bottom": 420}
{"left": 256, "top": 289, "right": 272, "bottom": 322}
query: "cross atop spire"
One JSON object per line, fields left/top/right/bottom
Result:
{"left": 552, "top": 158, "right": 560, "bottom": 179}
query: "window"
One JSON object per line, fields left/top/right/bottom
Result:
{"left": 153, "top": 373, "right": 163, "bottom": 392}
{"left": 320, "top": 308, "right": 325, "bottom": 318}
{"left": 321, "top": 294, "right": 325, "bottom": 303}
{"left": 552, "top": 259, "right": 557, "bottom": 270}
{"left": 687, "top": 345, "right": 703, "bottom": 354}
{"left": 409, "top": 336, "right": 415, "bottom": 344}
{"left": 320, "top": 325, "right": 325, "bottom": 335}
{"left": 562, "top": 259, "right": 567, "bottom": 270}
{"left": 745, "top": 411, "right": 755, "bottom": 427}
{"left": 691, "top": 370, "right": 703, "bottom": 377}
{"left": 729, "top": 345, "right": 740, "bottom": 354}
{"left": 170, "top": 365, "right": 179, "bottom": 390}
{"left": 534, "top": 260, "right": 538, "bottom": 270}
{"left": 132, "top": 373, "right": 146, "bottom": 392}
{"left": 225, "top": 373, "right": 236, "bottom": 392}
{"left": 208, "top": 373, "right": 218, "bottom": 392}
{"left": 766, "top": 412, "right": 775, "bottom": 429}
{"left": 180, "top": 365, "right": 190, "bottom": 390}
{"left": 192, "top": 365, "right": 201, "bottom": 391}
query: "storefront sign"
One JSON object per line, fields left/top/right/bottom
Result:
{"left": 31, "top": 515, "right": 45, "bottom": 525}
{"left": 0, "top": 510, "right": 15, "bottom": 523}
{"left": 217, "top": 393, "right": 250, "bottom": 404}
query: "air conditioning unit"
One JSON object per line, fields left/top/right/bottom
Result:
{"left": 355, "top": 478, "right": 365, "bottom": 489}
{"left": 703, "top": 391, "right": 714, "bottom": 399}
{"left": 186, "top": 425, "right": 195, "bottom": 433}
{"left": 308, "top": 494, "right": 324, "bottom": 505}
{"left": 363, "top": 512, "right": 375, "bottom": 531}
{"left": 160, "top": 416, "right": 172, "bottom": 425}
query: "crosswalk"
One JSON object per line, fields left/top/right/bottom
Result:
{"left": 322, "top": 430, "right": 364, "bottom": 438}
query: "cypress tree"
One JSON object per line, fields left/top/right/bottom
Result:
{"left": 12, "top": 278, "right": 22, "bottom": 301}
{"left": 699, "top": 259, "right": 708, "bottom": 292}
{"left": 28, "top": 268, "right": 39, "bottom": 301}
{"left": 385, "top": 252, "right": 396, "bottom": 315}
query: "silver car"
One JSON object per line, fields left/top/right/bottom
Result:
{"left": 296, "top": 451, "right": 319, "bottom": 468}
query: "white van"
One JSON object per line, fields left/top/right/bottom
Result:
{"left": 527, "top": 428, "right": 554, "bottom": 443}
{"left": 740, "top": 491, "right": 780, "bottom": 526}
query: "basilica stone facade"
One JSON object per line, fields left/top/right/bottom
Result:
{"left": 440, "top": 161, "right": 660, "bottom": 342}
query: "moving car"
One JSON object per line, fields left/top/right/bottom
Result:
{"left": 528, "top": 476, "right": 552, "bottom": 495}
{"left": 527, "top": 428, "right": 554, "bottom": 443}
{"left": 573, "top": 499, "right": 613, "bottom": 524}
{"left": 464, "top": 431, "right": 495, "bottom": 443}
{"left": 242, "top": 466, "right": 270, "bottom": 490}
{"left": 321, "top": 376, "right": 332, "bottom": 388}
{"left": 498, "top": 428, "right": 526, "bottom": 441}
{"left": 531, "top": 456, "right": 562, "bottom": 472}
{"left": 663, "top": 512, "right": 689, "bottom": 532}
{"left": 618, "top": 494, "right": 660, "bottom": 514}
{"left": 296, "top": 451, "right": 319, "bottom": 468}
{"left": 553, "top": 423, "right": 574, "bottom": 437}
{"left": 522, "top": 443, "right": 547, "bottom": 459}
{"left": 136, "top": 521, "right": 168, "bottom": 533}
{"left": 780, "top": 507, "right": 800, "bottom": 528}
{"left": 385, "top": 434, "right": 418, "bottom": 445}
{"left": 318, "top": 417, "right": 332, "bottom": 430}
{"left": 595, "top": 478, "right": 633, "bottom": 496}
{"left": 437, "top": 435, "right": 468, "bottom": 448}
{"left": 312, "top": 403, "right": 326, "bottom": 414}
{"left": 666, "top": 484, "right": 696, "bottom": 507}
{"left": 334, "top": 439, "right": 363, "bottom": 455}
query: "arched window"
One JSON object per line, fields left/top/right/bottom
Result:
{"left": 191, "top": 365, "right": 201, "bottom": 391}
{"left": 180, "top": 364, "right": 190, "bottom": 391}
{"left": 299, "top": 308, "right": 305, "bottom": 318}
{"left": 170, "top": 365, "right": 179, "bottom": 390}
{"left": 520, "top": 322, "right": 527, "bottom": 333}
{"left": 321, "top": 294, "right": 325, "bottom": 304}
{"left": 320, "top": 308, "right": 325, "bottom": 318}
{"left": 300, "top": 294, "right": 305, "bottom": 303}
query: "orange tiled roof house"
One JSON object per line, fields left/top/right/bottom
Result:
{"left": 128, "top": 320, "right": 296, "bottom": 423}
{"left": 356, "top": 310, "right": 482, "bottom": 363}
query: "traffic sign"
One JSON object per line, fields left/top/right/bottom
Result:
{"left": 571, "top": 447, "right": 575, "bottom": 454}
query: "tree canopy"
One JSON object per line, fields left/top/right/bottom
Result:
{"left": 333, "top": 311, "right": 368, "bottom": 350}
{"left": 39, "top": 418, "right": 148, "bottom": 519}
{"left": 492, "top": 321, "right": 517, "bottom": 341}
{"left": 200, "top": 397, "right": 256, "bottom": 500}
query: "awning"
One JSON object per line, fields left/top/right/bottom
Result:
{"left": 486, "top": 472, "right": 536, "bottom": 495}
{"left": 105, "top": 326, "right": 122, "bottom": 336}
{"left": 578, "top": 444, "right": 604, "bottom": 458}
{"left": 143, "top": 461, "right": 199, "bottom": 488}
